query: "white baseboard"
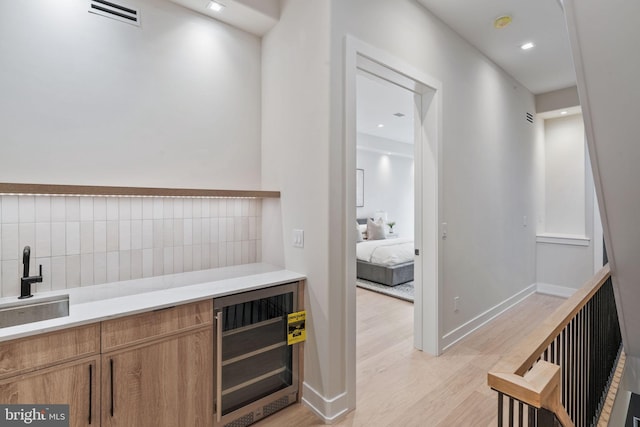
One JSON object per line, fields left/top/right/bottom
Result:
{"left": 441, "top": 284, "right": 537, "bottom": 352}
{"left": 536, "top": 282, "right": 576, "bottom": 298}
{"left": 301, "top": 382, "right": 350, "bottom": 424}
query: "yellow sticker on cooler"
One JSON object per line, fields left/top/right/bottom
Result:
{"left": 287, "top": 311, "right": 306, "bottom": 345}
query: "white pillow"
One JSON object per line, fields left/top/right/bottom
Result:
{"left": 367, "top": 218, "right": 386, "bottom": 240}
{"left": 356, "top": 222, "right": 364, "bottom": 242}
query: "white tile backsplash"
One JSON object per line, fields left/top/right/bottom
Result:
{"left": 51, "top": 223, "right": 66, "bottom": 257}
{"left": 51, "top": 256, "right": 66, "bottom": 291}
{"left": 142, "top": 248, "right": 153, "bottom": 278}
{"left": 142, "top": 220, "right": 153, "bottom": 249}
{"left": 193, "top": 219, "right": 202, "bottom": 245}
{"left": 119, "top": 220, "right": 131, "bottom": 251}
{"left": 66, "top": 254, "right": 81, "bottom": 287}
{"left": 19, "top": 196, "right": 35, "bottom": 223}
{"left": 173, "top": 199, "right": 183, "bottom": 219}
{"left": 94, "top": 198, "right": 106, "bottom": 221}
{"left": 106, "top": 251, "right": 119, "bottom": 283}
{"left": 119, "top": 250, "right": 131, "bottom": 281}
{"left": 65, "top": 197, "right": 80, "bottom": 221}
{"left": 35, "top": 196, "right": 51, "bottom": 222}
{"left": 173, "top": 219, "right": 184, "bottom": 247}
{"left": 94, "top": 252, "right": 107, "bottom": 285}
{"left": 163, "top": 247, "right": 173, "bottom": 275}
{"left": 119, "top": 198, "right": 131, "bottom": 221}
{"left": 2, "top": 224, "right": 19, "bottom": 260}
{"left": 106, "top": 198, "right": 119, "bottom": 221}
{"left": 2, "top": 196, "right": 19, "bottom": 224}
{"left": 0, "top": 195, "right": 262, "bottom": 296}
{"left": 80, "top": 222, "right": 94, "bottom": 254}
{"left": 94, "top": 221, "right": 107, "bottom": 253}
{"left": 142, "top": 198, "right": 153, "bottom": 220}
{"left": 192, "top": 199, "right": 202, "bottom": 218}
{"left": 131, "top": 220, "right": 143, "bottom": 250}
{"left": 201, "top": 244, "right": 210, "bottom": 270}
{"left": 1, "top": 260, "right": 19, "bottom": 297}
{"left": 106, "top": 221, "right": 119, "bottom": 252}
{"left": 66, "top": 222, "right": 80, "bottom": 255}
{"left": 81, "top": 253, "right": 93, "bottom": 286}
{"left": 51, "top": 197, "right": 66, "bottom": 222}
{"left": 80, "top": 198, "right": 94, "bottom": 221}
{"left": 36, "top": 222, "right": 52, "bottom": 258}
{"left": 131, "top": 198, "right": 142, "bottom": 220}
{"left": 131, "top": 249, "right": 142, "bottom": 279}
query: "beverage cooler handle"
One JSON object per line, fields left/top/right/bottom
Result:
{"left": 216, "top": 310, "right": 223, "bottom": 423}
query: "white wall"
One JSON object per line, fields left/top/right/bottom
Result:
{"left": 357, "top": 137, "right": 414, "bottom": 238}
{"left": 544, "top": 114, "right": 586, "bottom": 235}
{"left": 261, "top": 0, "right": 336, "bottom": 418}
{"left": 0, "top": 0, "right": 262, "bottom": 190}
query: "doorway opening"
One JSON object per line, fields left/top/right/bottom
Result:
{"left": 344, "top": 37, "right": 443, "bottom": 410}
{"left": 354, "top": 70, "right": 417, "bottom": 339}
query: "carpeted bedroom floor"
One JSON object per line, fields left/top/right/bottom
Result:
{"left": 356, "top": 278, "right": 414, "bottom": 302}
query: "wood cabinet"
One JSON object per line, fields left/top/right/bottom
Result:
{"left": 0, "top": 325, "right": 100, "bottom": 427}
{"left": 101, "top": 302, "right": 213, "bottom": 427}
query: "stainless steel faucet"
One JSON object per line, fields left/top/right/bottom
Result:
{"left": 19, "top": 246, "right": 42, "bottom": 299}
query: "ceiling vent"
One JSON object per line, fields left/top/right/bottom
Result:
{"left": 89, "top": 0, "right": 140, "bottom": 26}
{"left": 526, "top": 112, "right": 534, "bottom": 124}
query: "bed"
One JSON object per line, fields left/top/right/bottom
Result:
{"left": 356, "top": 219, "right": 414, "bottom": 286}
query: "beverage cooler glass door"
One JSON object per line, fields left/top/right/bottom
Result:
{"left": 214, "top": 282, "right": 299, "bottom": 424}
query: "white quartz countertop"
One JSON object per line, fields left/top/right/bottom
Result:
{"left": 0, "top": 263, "right": 305, "bottom": 343}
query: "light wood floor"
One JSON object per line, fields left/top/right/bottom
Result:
{"left": 254, "top": 288, "right": 564, "bottom": 427}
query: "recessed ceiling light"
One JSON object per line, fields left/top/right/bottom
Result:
{"left": 494, "top": 15, "right": 512, "bottom": 29}
{"left": 521, "top": 42, "right": 535, "bottom": 50}
{"left": 377, "top": 124, "right": 384, "bottom": 128}
{"left": 207, "top": 1, "right": 225, "bottom": 12}
{"left": 560, "top": 111, "right": 568, "bottom": 115}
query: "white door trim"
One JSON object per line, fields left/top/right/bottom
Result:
{"left": 344, "top": 34, "right": 443, "bottom": 412}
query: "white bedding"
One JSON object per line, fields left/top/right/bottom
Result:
{"left": 356, "top": 238, "right": 414, "bottom": 266}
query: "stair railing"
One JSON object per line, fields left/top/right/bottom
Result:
{"left": 488, "top": 264, "right": 622, "bottom": 427}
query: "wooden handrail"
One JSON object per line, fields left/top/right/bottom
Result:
{"left": 488, "top": 264, "right": 612, "bottom": 426}
{"left": 0, "top": 182, "right": 280, "bottom": 199}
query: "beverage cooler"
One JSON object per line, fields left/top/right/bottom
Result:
{"left": 214, "top": 281, "right": 304, "bottom": 427}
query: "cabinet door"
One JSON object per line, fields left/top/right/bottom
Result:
{"left": 102, "top": 328, "right": 213, "bottom": 427}
{"left": 0, "top": 356, "right": 99, "bottom": 427}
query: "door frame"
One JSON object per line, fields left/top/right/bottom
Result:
{"left": 344, "top": 35, "right": 443, "bottom": 410}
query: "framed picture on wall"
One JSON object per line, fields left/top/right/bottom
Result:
{"left": 356, "top": 168, "right": 364, "bottom": 207}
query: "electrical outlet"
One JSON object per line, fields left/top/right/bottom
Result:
{"left": 454, "top": 296, "right": 460, "bottom": 312}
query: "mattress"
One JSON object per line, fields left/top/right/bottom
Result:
{"left": 356, "top": 238, "right": 414, "bottom": 266}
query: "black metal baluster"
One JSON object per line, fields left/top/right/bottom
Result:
{"left": 508, "top": 398, "right": 514, "bottom": 427}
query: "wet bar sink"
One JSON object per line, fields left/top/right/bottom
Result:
{"left": 0, "top": 295, "right": 69, "bottom": 329}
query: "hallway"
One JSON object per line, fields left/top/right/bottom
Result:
{"left": 256, "top": 288, "right": 564, "bottom": 426}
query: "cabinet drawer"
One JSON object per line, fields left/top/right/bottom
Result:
{"left": 102, "top": 300, "right": 213, "bottom": 351}
{"left": 0, "top": 324, "right": 100, "bottom": 380}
